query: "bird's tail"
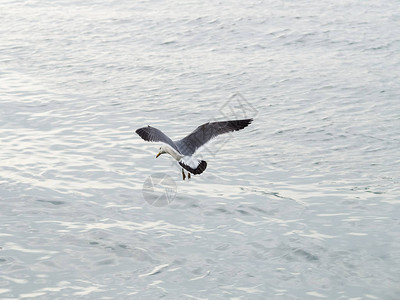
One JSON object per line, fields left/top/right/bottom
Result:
{"left": 179, "top": 156, "right": 207, "bottom": 175}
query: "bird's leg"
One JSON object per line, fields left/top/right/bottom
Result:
{"left": 182, "top": 168, "right": 186, "bottom": 180}
{"left": 188, "top": 172, "right": 191, "bottom": 179}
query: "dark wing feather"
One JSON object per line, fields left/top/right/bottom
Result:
{"left": 175, "top": 118, "right": 253, "bottom": 156}
{"left": 135, "top": 126, "right": 180, "bottom": 153}
{"left": 179, "top": 160, "right": 207, "bottom": 175}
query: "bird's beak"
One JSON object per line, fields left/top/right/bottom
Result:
{"left": 156, "top": 152, "right": 161, "bottom": 158}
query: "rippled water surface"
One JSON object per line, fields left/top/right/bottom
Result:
{"left": 1, "top": 0, "right": 400, "bottom": 299}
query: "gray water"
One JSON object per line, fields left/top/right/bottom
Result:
{"left": 1, "top": 0, "right": 400, "bottom": 299}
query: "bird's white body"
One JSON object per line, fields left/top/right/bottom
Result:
{"left": 158, "top": 145, "right": 200, "bottom": 170}
{"left": 160, "top": 144, "right": 183, "bottom": 161}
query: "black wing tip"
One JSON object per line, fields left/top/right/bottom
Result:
{"left": 135, "top": 127, "right": 150, "bottom": 141}
{"left": 242, "top": 118, "right": 253, "bottom": 125}
{"left": 179, "top": 160, "right": 207, "bottom": 175}
{"left": 135, "top": 127, "right": 143, "bottom": 135}
{"left": 230, "top": 118, "right": 253, "bottom": 131}
{"left": 135, "top": 128, "right": 142, "bottom": 136}
{"left": 135, "top": 125, "right": 152, "bottom": 132}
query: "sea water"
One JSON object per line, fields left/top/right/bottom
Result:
{"left": 1, "top": 0, "right": 399, "bottom": 299}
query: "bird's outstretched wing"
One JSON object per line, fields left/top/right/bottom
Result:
{"left": 175, "top": 118, "right": 253, "bottom": 156}
{"left": 136, "top": 126, "right": 180, "bottom": 153}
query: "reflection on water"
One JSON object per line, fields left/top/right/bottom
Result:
{"left": 1, "top": 0, "right": 400, "bottom": 298}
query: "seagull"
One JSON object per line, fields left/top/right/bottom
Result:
{"left": 135, "top": 118, "right": 253, "bottom": 180}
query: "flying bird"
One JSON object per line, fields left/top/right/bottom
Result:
{"left": 136, "top": 118, "right": 253, "bottom": 180}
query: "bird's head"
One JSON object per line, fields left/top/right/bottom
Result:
{"left": 156, "top": 146, "right": 166, "bottom": 158}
